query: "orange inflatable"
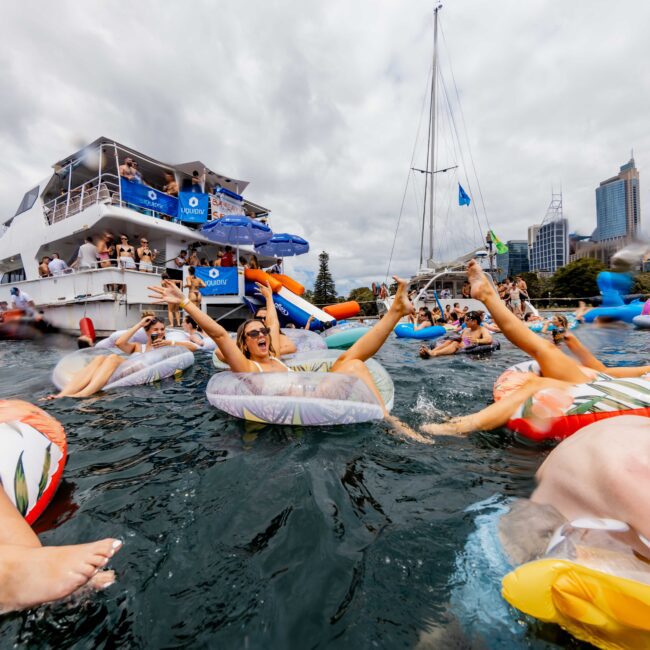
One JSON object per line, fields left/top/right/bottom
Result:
{"left": 323, "top": 301, "right": 361, "bottom": 320}
{"left": 0, "top": 400, "right": 67, "bottom": 524}
{"left": 270, "top": 274, "right": 305, "bottom": 296}
{"left": 244, "top": 269, "right": 283, "bottom": 292}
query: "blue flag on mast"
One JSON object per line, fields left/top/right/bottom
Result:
{"left": 458, "top": 184, "right": 471, "bottom": 206}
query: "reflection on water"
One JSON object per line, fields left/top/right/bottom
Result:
{"left": 1, "top": 324, "right": 644, "bottom": 648}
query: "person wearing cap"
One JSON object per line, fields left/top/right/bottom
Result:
{"left": 419, "top": 310, "right": 493, "bottom": 358}
{"left": 9, "top": 288, "right": 36, "bottom": 316}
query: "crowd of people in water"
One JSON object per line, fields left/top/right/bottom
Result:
{"left": 1, "top": 257, "right": 649, "bottom": 649}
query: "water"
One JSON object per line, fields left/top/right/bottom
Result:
{"left": 0, "top": 325, "right": 646, "bottom": 648}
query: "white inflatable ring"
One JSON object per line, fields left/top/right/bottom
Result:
{"left": 206, "top": 350, "right": 394, "bottom": 426}
{"left": 52, "top": 347, "right": 195, "bottom": 391}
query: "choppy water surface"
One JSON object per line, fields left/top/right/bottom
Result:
{"left": 0, "top": 324, "right": 646, "bottom": 648}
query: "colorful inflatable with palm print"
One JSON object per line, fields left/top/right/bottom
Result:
{"left": 494, "top": 360, "right": 650, "bottom": 441}
{"left": 0, "top": 400, "right": 67, "bottom": 524}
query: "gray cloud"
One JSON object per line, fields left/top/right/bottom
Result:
{"left": 1, "top": 0, "right": 648, "bottom": 295}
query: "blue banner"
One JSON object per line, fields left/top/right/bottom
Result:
{"left": 120, "top": 179, "right": 178, "bottom": 217}
{"left": 195, "top": 266, "right": 239, "bottom": 295}
{"left": 178, "top": 191, "right": 209, "bottom": 223}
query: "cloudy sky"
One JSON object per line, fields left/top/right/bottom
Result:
{"left": 1, "top": 0, "right": 649, "bottom": 294}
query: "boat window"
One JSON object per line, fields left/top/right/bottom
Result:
{"left": 14, "top": 186, "right": 40, "bottom": 217}
{"left": 0, "top": 267, "right": 26, "bottom": 284}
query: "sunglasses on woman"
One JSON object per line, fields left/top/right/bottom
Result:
{"left": 245, "top": 327, "right": 270, "bottom": 339}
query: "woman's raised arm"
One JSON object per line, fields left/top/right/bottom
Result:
{"left": 115, "top": 316, "right": 152, "bottom": 354}
{"left": 148, "top": 280, "right": 251, "bottom": 371}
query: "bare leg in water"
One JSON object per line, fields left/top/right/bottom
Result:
{"left": 0, "top": 490, "right": 122, "bottom": 612}
{"left": 331, "top": 277, "right": 432, "bottom": 443}
{"left": 420, "top": 260, "right": 591, "bottom": 437}
{"left": 45, "top": 355, "right": 125, "bottom": 399}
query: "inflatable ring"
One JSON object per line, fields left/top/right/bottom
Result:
{"left": 503, "top": 518, "right": 650, "bottom": 649}
{"left": 394, "top": 323, "right": 446, "bottom": 340}
{"left": 0, "top": 400, "right": 67, "bottom": 524}
{"left": 493, "top": 361, "right": 650, "bottom": 441}
{"left": 206, "top": 350, "right": 394, "bottom": 426}
{"left": 632, "top": 314, "right": 650, "bottom": 329}
{"left": 52, "top": 347, "right": 195, "bottom": 391}
{"left": 527, "top": 319, "right": 578, "bottom": 333}
{"left": 322, "top": 323, "right": 371, "bottom": 349}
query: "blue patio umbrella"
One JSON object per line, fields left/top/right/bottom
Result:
{"left": 200, "top": 215, "right": 273, "bottom": 246}
{"left": 255, "top": 233, "right": 310, "bottom": 257}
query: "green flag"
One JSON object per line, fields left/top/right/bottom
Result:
{"left": 489, "top": 230, "right": 508, "bottom": 255}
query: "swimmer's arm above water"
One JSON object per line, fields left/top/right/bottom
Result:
{"left": 115, "top": 316, "right": 153, "bottom": 354}
{"left": 255, "top": 281, "right": 281, "bottom": 355}
{"left": 148, "top": 281, "right": 251, "bottom": 371}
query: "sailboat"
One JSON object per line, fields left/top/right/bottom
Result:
{"left": 378, "top": 5, "right": 496, "bottom": 316}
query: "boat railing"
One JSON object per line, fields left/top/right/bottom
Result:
{"left": 38, "top": 258, "right": 169, "bottom": 277}
{"left": 41, "top": 173, "right": 268, "bottom": 228}
{"left": 43, "top": 175, "right": 121, "bottom": 225}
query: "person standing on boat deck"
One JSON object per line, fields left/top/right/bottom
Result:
{"left": 212, "top": 252, "right": 223, "bottom": 267}
{"left": 184, "top": 266, "right": 206, "bottom": 309}
{"left": 117, "top": 235, "right": 136, "bottom": 270}
{"left": 38, "top": 257, "right": 51, "bottom": 278}
{"left": 161, "top": 273, "right": 183, "bottom": 327}
{"left": 220, "top": 246, "right": 236, "bottom": 268}
{"left": 119, "top": 158, "right": 136, "bottom": 181}
{"left": 509, "top": 283, "right": 523, "bottom": 318}
{"left": 137, "top": 238, "right": 157, "bottom": 273}
{"left": 96, "top": 232, "right": 113, "bottom": 268}
{"left": 74, "top": 236, "right": 98, "bottom": 270}
{"left": 131, "top": 161, "right": 143, "bottom": 184}
{"left": 9, "top": 287, "right": 36, "bottom": 317}
{"left": 267, "top": 258, "right": 282, "bottom": 274}
{"left": 163, "top": 172, "right": 178, "bottom": 196}
{"left": 188, "top": 249, "right": 200, "bottom": 267}
{"left": 48, "top": 253, "right": 69, "bottom": 276}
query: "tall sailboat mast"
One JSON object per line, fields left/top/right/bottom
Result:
{"left": 427, "top": 4, "right": 441, "bottom": 267}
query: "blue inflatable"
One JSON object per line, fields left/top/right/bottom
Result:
{"left": 321, "top": 323, "right": 370, "bottom": 349}
{"left": 394, "top": 323, "right": 446, "bottom": 340}
{"left": 528, "top": 319, "right": 578, "bottom": 333}
{"left": 583, "top": 271, "right": 641, "bottom": 323}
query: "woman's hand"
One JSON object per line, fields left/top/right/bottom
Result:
{"left": 255, "top": 281, "right": 273, "bottom": 300}
{"left": 139, "top": 315, "right": 155, "bottom": 327}
{"left": 152, "top": 338, "right": 169, "bottom": 348}
{"left": 148, "top": 280, "right": 186, "bottom": 305}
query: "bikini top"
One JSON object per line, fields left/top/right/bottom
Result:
{"left": 251, "top": 357, "right": 293, "bottom": 373}
{"left": 119, "top": 246, "right": 133, "bottom": 255}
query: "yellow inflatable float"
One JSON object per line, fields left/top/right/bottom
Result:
{"left": 502, "top": 518, "right": 650, "bottom": 650}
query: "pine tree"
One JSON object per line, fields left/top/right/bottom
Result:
{"left": 313, "top": 251, "right": 337, "bottom": 305}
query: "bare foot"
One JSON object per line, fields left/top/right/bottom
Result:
{"left": 0, "top": 538, "right": 122, "bottom": 612}
{"left": 390, "top": 276, "right": 415, "bottom": 317}
{"left": 467, "top": 259, "right": 495, "bottom": 303}
{"left": 40, "top": 394, "right": 63, "bottom": 401}
{"left": 384, "top": 415, "right": 435, "bottom": 444}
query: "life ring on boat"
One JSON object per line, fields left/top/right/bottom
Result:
{"left": 206, "top": 350, "right": 394, "bottom": 426}
{"left": 0, "top": 400, "right": 67, "bottom": 524}
{"left": 502, "top": 518, "right": 650, "bottom": 649}
{"left": 493, "top": 361, "right": 650, "bottom": 441}
{"left": 394, "top": 323, "right": 446, "bottom": 340}
{"left": 52, "top": 347, "right": 194, "bottom": 391}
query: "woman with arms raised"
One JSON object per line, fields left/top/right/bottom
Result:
{"left": 150, "top": 277, "right": 427, "bottom": 438}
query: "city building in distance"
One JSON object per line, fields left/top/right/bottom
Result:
{"left": 496, "top": 240, "right": 529, "bottom": 281}
{"left": 530, "top": 191, "right": 569, "bottom": 275}
{"left": 571, "top": 157, "right": 641, "bottom": 264}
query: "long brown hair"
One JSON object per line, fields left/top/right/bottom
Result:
{"left": 236, "top": 318, "right": 276, "bottom": 359}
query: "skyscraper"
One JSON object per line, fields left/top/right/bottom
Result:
{"left": 594, "top": 157, "right": 640, "bottom": 242}
{"left": 496, "top": 240, "right": 529, "bottom": 281}
{"left": 527, "top": 225, "right": 540, "bottom": 264}
{"left": 530, "top": 192, "right": 568, "bottom": 274}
